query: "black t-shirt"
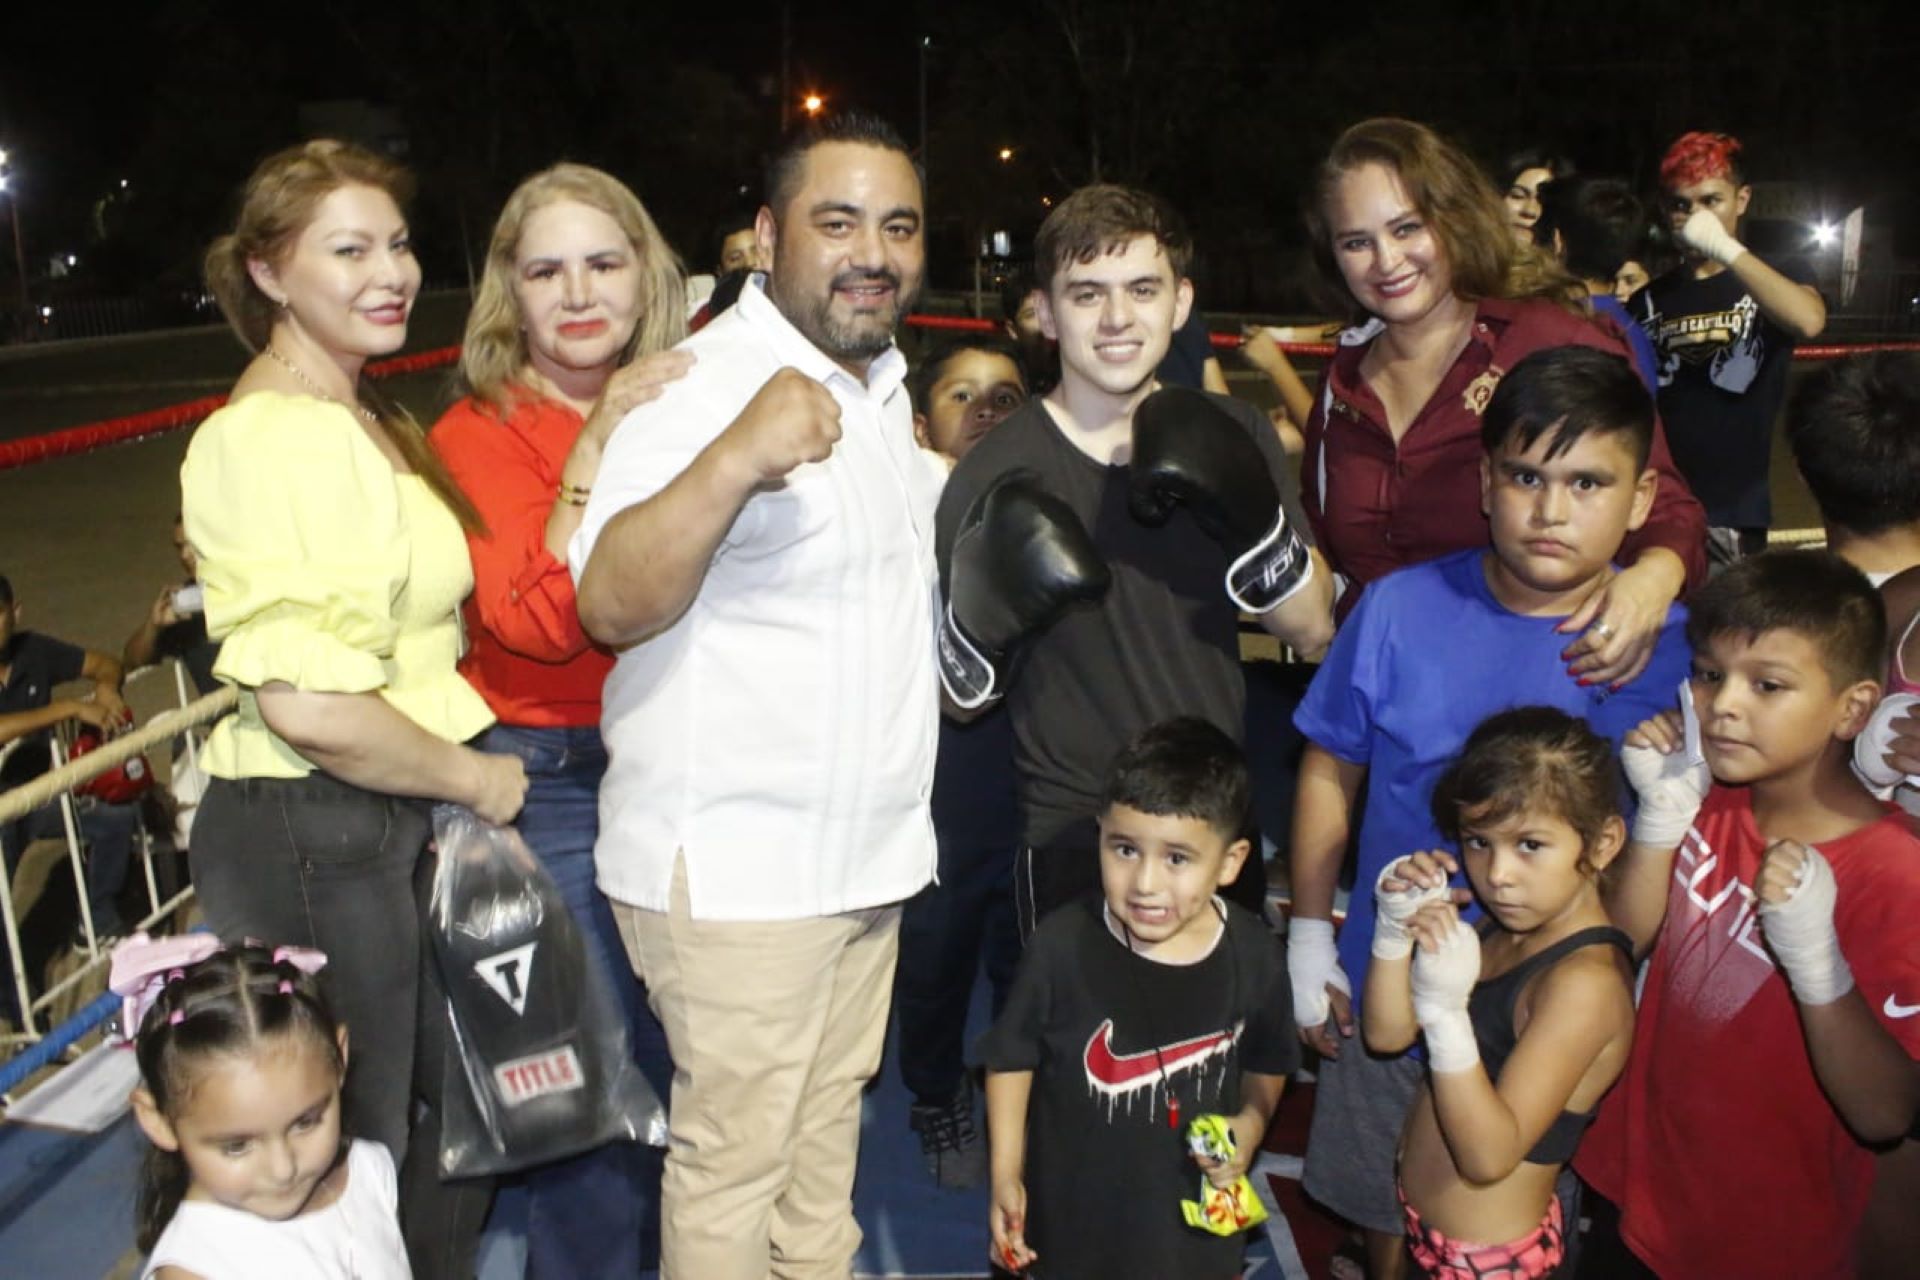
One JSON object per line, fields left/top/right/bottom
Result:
{"left": 977, "top": 895, "right": 1300, "bottom": 1280}
{"left": 0, "top": 631, "right": 86, "bottom": 788}
{"left": 935, "top": 393, "right": 1307, "bottom": 849}
{"left": 1632, "top": 257, "right": 1819, "bottom": 529}
{"left": 1156, "top": 308, "right": 1216, "bottom": 390}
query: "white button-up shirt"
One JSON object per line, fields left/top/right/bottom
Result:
{"left": 571, "top": 279, "right": 944, "bottom": 921}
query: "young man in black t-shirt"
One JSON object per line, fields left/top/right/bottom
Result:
{"left": 934, "top": 185, "right": 1334, "bottom": 937}
{"left": 1631, "top": 131, "right": 1827, "bottom": 562}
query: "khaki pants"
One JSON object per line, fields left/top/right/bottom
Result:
{"left": 614, "top": 856, "right": 901, "bottom": 1280}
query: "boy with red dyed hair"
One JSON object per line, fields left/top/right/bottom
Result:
{"left": 1629, "top": 131, "right": 1827, "bottom": 564}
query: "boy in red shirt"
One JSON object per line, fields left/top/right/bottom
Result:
{"left": 1579, "top": 550, "right": 1920, "bottom": 1278}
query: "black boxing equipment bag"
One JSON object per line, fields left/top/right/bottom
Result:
{"left": 429, "top": 804, "right": 667, "bottom": 1176}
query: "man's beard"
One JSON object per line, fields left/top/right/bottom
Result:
{"left": 776, "top": 269, "right": 919, "bottom": 364}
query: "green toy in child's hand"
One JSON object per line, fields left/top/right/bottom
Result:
{"left": 1179, "top": 1113, "right": 1270, "bottom": 1236}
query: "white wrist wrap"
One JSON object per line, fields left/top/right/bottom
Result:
{"left": 1624, "top": 749, "right": 1711, "bottom": 848}
{"left": 1681, "top": 209, "right": 1748, "bottom": 267}
{"left": 1419, "top": 1008, "right": 1482, "bottom": 1075}
{"left": 1287, "top": 918, "right": 1350, "bottom": 1030}
{"left": 1760, "top": 846, "right": 1854, "bottom": 1006}
{"left": 1851, "top": 693, "right": 1920, "bottom": 800}
{"left": 1411, "top": 919, "right": 1482, "bottom": 1074}
{"left": 1371, "top": 862, "right": 1451, "bottom": 961}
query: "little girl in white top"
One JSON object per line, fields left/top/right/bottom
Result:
{"left": 111, "top": 934, "right": 411, "bottom": 1279}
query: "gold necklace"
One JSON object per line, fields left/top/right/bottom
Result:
{"left": 261, "top": 346, "right": 379, "bottom": 426}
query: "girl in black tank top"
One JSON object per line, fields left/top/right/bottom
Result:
{"left": 1359, "top": 708, "right": 1638, "bottom": 1279}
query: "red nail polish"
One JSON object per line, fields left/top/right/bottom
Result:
{"left": 1577, "top": 677, "right": 1592, "bottom": 687}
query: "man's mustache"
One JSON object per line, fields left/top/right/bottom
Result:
{"left": 831, "top": 270, "right": 902, "bottom": 294}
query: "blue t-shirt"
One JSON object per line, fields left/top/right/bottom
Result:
{"left": 1592, "top": 294, "right": 1659, "bottom": 394}
{"left": 1293, "top": 549, "right": 1692, "bottom": 1010}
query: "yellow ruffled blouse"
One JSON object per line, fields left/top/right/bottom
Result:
{"left": 181, "top": 392, "right": 495, "bottom": 779}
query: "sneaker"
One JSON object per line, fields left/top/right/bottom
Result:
{"left": 909, "top": 1079, "right": 987, "bottom": 1189}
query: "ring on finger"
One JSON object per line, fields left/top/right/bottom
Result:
{"left": 1591, "top": 621, "right": 1615, "bottom": 640}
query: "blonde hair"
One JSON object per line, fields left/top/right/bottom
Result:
{"left": 1304, "top": 118, "right": 1587, "bottom": 323}
{"left": 460, "top": 164, "right": 687, "bottom": 411}
{"left": 203, "top": 139, "right": 483, "bottom": 532}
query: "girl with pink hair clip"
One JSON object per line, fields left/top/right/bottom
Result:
{"left": 109, "top": 934, "right": 409, "bottom": 1279}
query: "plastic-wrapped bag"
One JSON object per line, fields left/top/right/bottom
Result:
{"left": 429, "top": 803, "right": 668, "bottom": 1177}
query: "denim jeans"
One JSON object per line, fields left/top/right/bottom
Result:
{"left": 190, "top": 772, "right": 429, "bottom": 1161}
{"left": 480, "top": 724, "right": 672, "bottom": 1279}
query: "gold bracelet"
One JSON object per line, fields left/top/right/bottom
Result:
{"left": 557, "top": 481, "right": 591, "bottom": 507}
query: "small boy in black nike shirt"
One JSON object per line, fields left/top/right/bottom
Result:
{"left": 980, "top": 718, "right": 1298, "bottom": 1278}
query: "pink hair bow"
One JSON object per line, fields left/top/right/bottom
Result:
{"left": 107, "top": 932, "right": 328, "bottom": 1039}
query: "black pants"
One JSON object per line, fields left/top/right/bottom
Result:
{"left": 193, "top": 774, "right": 491, "bottom": 1280}
{"left": 895, "top": 834, "right": 1020, "bottom": 1107}
{"left": 193, "top": 774, "right": 428, "bottom": 1158}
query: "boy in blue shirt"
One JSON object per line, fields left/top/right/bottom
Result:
{"left": 1286, "top": 345, "right": 1694, "bottom": 1278}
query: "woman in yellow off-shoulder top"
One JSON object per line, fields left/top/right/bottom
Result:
{"left": 180, "top": 142, "right": 528, "bottom": 1194}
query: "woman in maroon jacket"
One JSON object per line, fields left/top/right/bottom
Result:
{"left": 1302, "top": 118, "right": 1706, "bottom": 687}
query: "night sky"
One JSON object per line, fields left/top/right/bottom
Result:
{"left": 4, "top": 2, "right": 1917, "bottom": 310}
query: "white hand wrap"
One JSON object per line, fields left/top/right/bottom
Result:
{"left": 1622, "top": 738, "right": 1712, "bottom": 849}
{"left": 1851, "top": 693, "right": 1920, "bottom": 800}
{"left": 1287, "top": 918, "right": 1351, "bottom": 1031}
{"left": 1759, "top": 844, "right": 1854, "bottom": 1006}
{"left": 1411, "top": 918, "right": 1482, "bottom": 1074}
{"left": 1679, "top": 209, "right": 1748, "bottom": 267}
{"left": 1370, "top": 861, "right": 1452, "bottom": 961}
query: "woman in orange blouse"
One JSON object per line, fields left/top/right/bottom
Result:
{"left": 431, "top": 164, "right": 689, "bottom": 1277}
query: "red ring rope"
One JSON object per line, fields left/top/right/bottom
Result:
{"left": 3, "top": 328, "right": 1917, "bottom": 471}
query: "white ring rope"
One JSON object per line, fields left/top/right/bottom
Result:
{"left": 0, "top": 686, "right": 236, "bottom": 826}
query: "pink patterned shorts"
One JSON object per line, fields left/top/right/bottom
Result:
{"left": 1398, "top": 1185, "right": 1565, "bottom": 1280}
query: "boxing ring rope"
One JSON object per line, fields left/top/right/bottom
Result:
{"left": 0, "top": 347, "right": 460, "bottom": 471}
{"left": 0, "top": 685, "right": 236, "bottom": 1070}
{"left": 4, "top": 321, "right": 1915, "bottom": 473}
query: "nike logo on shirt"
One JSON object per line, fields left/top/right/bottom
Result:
{"left": 1884, "top": 995, "right": 1920, "bottom": 1019}
{"left": 1082, "top": 1018, "right": 1241, "bottom": 1099}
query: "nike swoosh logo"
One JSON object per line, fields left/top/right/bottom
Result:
{"left": 1885, "top": 995, "right": 1920, "bottom": 1019}
{"left": 1082, "top": 1019, "right": 1240, "bottom": 1096}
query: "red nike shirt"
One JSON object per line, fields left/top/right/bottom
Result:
{"left": 1578, "top": 786, "right": 1920, "bottom": 1279}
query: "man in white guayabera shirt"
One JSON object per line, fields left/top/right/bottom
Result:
{"left": 571, "top": 111, "right": 941, "bottom": 1280}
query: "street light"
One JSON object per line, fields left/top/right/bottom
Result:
{"left": 0, "top": 147, "right": 24, "bottom": 312}
{"left": 802, "top": 93, "right": 824, "bottom": 116}
{"left": 998, "top": 147, "right": 1014, "bottom": 162}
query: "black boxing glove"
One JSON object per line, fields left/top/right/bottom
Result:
{"left": 1128, "top": 386, "right": 1314, "bottom": 614}
{"left": 939, "top": 470, "right": 1111, "bottom": 709}
{"left": 434, "top": 823, "right": 608, "bottom": 1165}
